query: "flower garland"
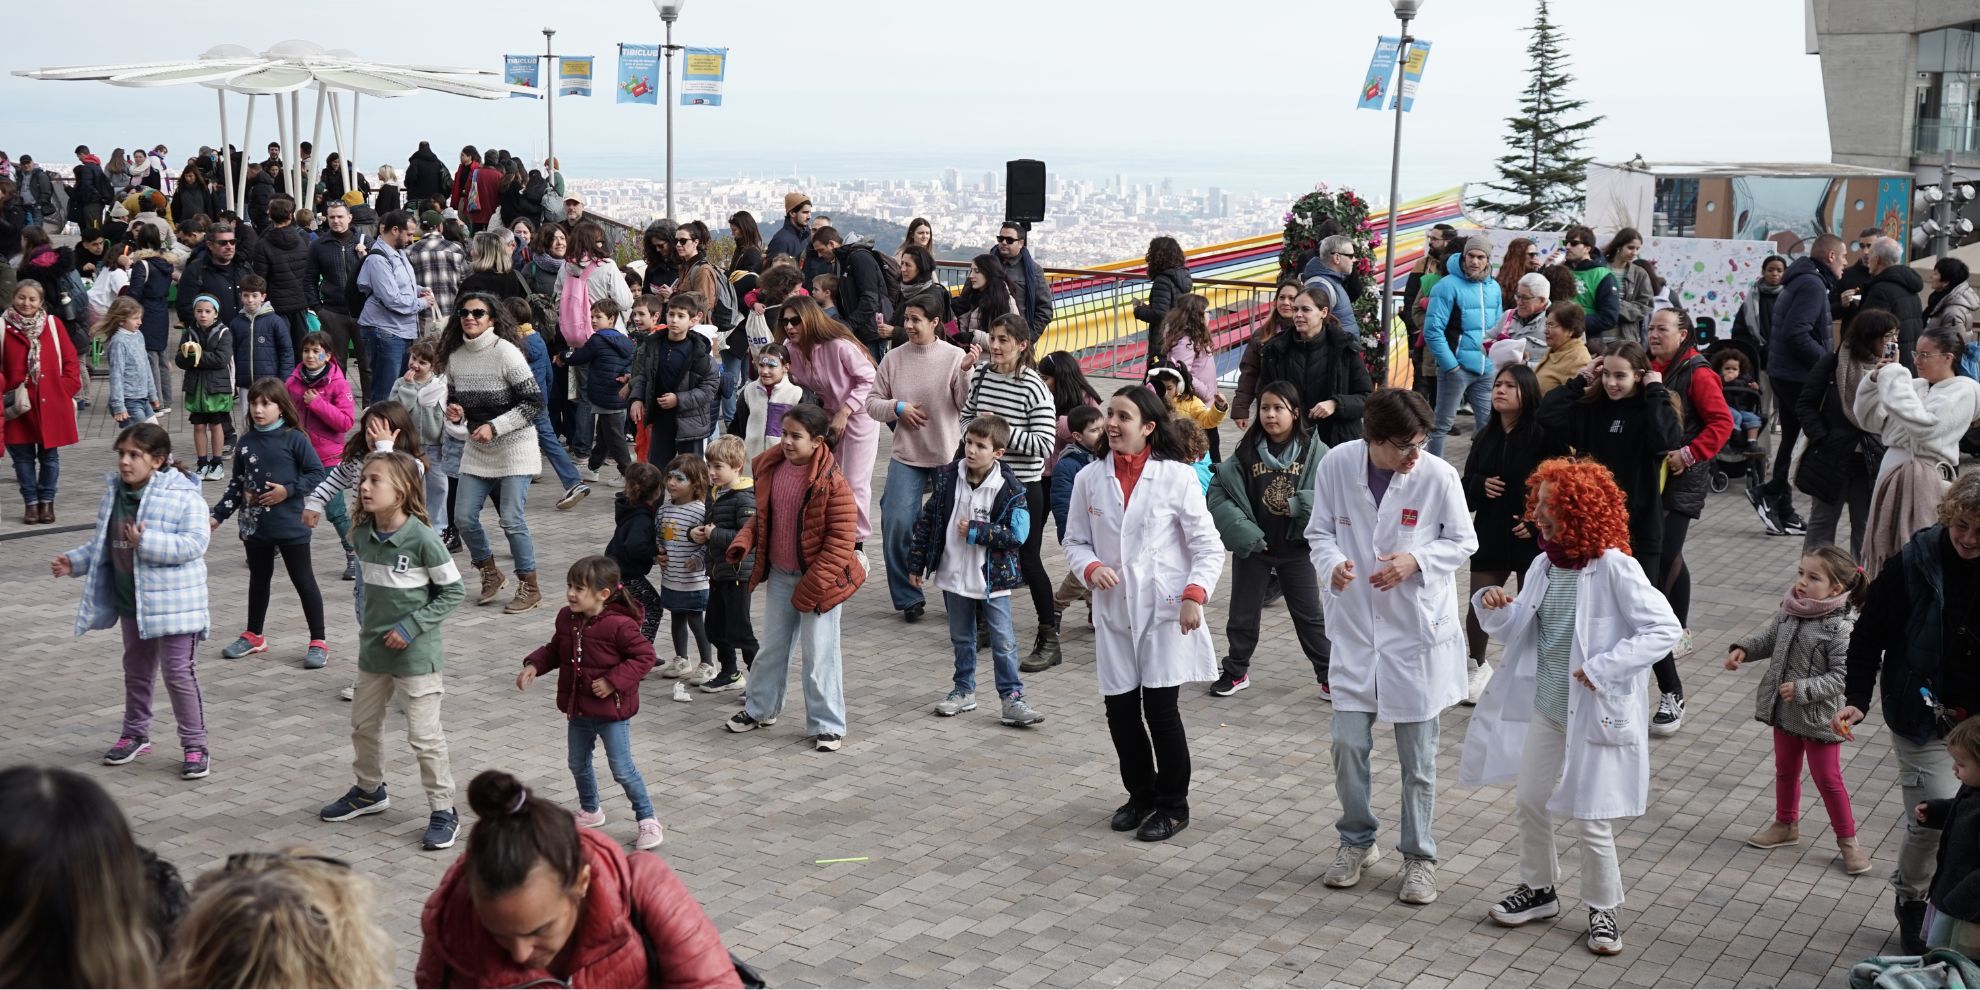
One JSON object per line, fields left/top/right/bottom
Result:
{"left": 1280, "top": 183, "right": 1386, "bottom": 377}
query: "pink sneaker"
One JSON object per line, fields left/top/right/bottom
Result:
{"left": 573, "top": 807, "right": 606, "bottom": 829}
{"left": 635, "top": 818, "right": 664, "bottom": 850}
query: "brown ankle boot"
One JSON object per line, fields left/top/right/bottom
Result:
{"left": 474, "top": 559, "right": 506, "bottom": 606}
{"left": 1746, "top": 819, "right": 1799, "bottom": 849}
{"left": 1838, "top": 835, "right": 1872, "bottom": 875}
{"left": 21, "top": 502, "right": 36, "bottom": 525}
{"left": 40, "top": 502, "right": 54, "bottom": 524}
{"left": 504, "top": 570, "right": 542, "bottom": 613}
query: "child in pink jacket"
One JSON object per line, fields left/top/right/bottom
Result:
{"left": 285, "top": 330, "right": 358, "bottom": 577}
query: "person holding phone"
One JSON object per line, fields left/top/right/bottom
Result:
{"left": 1853, "top": 323, "right": 1980, "bottom": 580}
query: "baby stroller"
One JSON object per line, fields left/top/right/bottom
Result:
{"left": 1708, "top": 379, "right": 1769, "bottom": 495}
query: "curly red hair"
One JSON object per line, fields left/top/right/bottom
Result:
{"left": 1523, "top": 457, "right": 1632, "bottom": 559}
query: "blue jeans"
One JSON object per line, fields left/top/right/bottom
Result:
{"left": 531, "top": 407, "right": 583, "bottom": 490}
{"left": 568, "top": 715, "right": 654, "bottom": 820}
{"left": 117, "top": 397, "right": 156, "bottom": 424}
{"left": 879, "top": 461, "right": 936, "bottom": 610}
{"left": 1731, "top": 409, "right": 1762, "bottom": 431}
{"left": 945, "top": 592, "right": 1022, "bottom": 698}
{"left": 361, "top": 328, "right": 410, "bottom": 405}
{"left": 454, "top": 473, "right": 536, "bottom": 573}
{"left": 1428, "top": 365, "right": 1493, "bottom": 458}
{"left": 718, "top": 354, "right": 743, "bottom": 429}
{"left": 422, "top": 442, "right": 449, "bottom": 532}
{"left": 1332, "top": 708, "right": 1440, "bottom": 861}
{"left": 742, "top": 568, "right": 846, "bottom": 737}
{"left": 7, "top": 444, "right": 59, "bottom": 503}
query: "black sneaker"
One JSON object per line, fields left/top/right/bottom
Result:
{"left": 726, "top": 710, "right": 775, "bottom": 733}
{"left": 442, "top": 528, "right": 463, "bottom": 553}
{"left": 903, "top": 602, "right": 925, "bottom": 623}
{"left": 1755, "top": 496, "right": 1787, "bottom": 536}
{"left": 1776, "top": 501, "right": 1807, "bottom": 536}
{"left": 814, "top": 733, "right": 843, "bottom": 752}
{"left": 1651, "top": 692, "right": 1684, "bottom": 736}
{"left": 1586, "top": 908, "right": 1622, "bottom": 955}
{"left": 1488, "top": 883, "right": 1561, "bottom": 926}
{"left": 180, "top": 748, "right": 211, "bottom": 780}
{"left": 422, "top": 808, "right": 461, "bottom": 850}
{"left": 1209, "top": 673, "right": 1249, "bottom": 697}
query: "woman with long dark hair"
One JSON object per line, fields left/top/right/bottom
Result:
{"left": 673, "top": 220, "right": 723, "bottom": 315}
{"left": 1602, "top": 228, "right": 1656, "bottom": 340}
{"left": 1134, "top": 235, "right": 1191, "bottom": 360}
{"left": 898, "top": 244, "right": 952, "bottom": 335}
{"left": 964, "top": 314, "right": 1064, "bottom": 672}
{"left": 639, "top": 219, "right": 679, "bottom": 297}
{"left": 1461, "top": 363, "right": 1560, "bottom": 703}
{"left": 784, "top": 294, "right": 879, "bottom": 548}
{"left": 899, "top": 216, "right": 933, "bottom": 257}
{"left": 954, "top": 253, "right": 1020, "bottom": 346}
{"left": 728, "top": 210, "right": 765, "bottom": 275}
{"left": 438, "top": 290, "right": 546, "bottom": 614}
{"left": 1496, "top": 238, "right": 1542, "bottom": 310}
{"left": 1233, "top": 279, "right": 1302, "bottom": 430}
{"left": 1065, "top": 385, "right": 1225, "bottom": 842}
{"left": 1038, "top": 349, "right": 1104, "bottom": 488}
{"left": 1798, "top": 310, "right": 1889, "bottom": 559}
{"left": 1256, "top": 284, "right": 1372, "bottom": 448}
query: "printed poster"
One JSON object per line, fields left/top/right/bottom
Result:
{"left": 503, "top": 55, "right": 539, "bottom": 99}
{"left": 680, "top": 47, "right": 727, "bottom": 106}
{"left": 1357, "top": 37, "right": 1399, "bottom": 111}
{"left": 558, "top": 57, "right": 594, "bottom": 97}
{"left": 1390, "top": 40, "right": 1431, "bottom": 113}
{"left": 617, "top": 44, "right": 659, "bottom": 105}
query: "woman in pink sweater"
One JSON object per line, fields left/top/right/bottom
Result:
{"left": 785, "top": 295, "right": 879, "bottom": 548}
{"left": 285, "top": 330, "right": 357, "bottom": 573}
{"left": 867, "top": 295, "right": 978, "bottom": 620}
{"left": 1161, "top": 293, "right": 1222, "bottom": 458}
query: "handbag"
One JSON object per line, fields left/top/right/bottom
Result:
{"left": 4, "top": 330, "right": 58, "bottom": 421}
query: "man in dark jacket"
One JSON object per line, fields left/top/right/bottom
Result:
{"left": 177, "top": 223, "right": 247, "bottom": 328}
{"left": 811, "top": 226, "right": 886, "bottom": 357}
{"left": 1833, "top": 226, "right": 1883, "bottom": 322}
{"left": 1858, "top": 236, "right": 1925, "bottom": 370}
{"left": 16, "top": 156, "right": 56, "bottom": 228}
{"left": 1301, "top": 233, "right": 1363, "bottom": 338}
{"left": 766, "top": 191, "right": 811, "bottom": 261}
{"left": 1836, "top": 477, "right": 1980, "bottom": 955}
{"left": 995, "top": 222, "right": 1054, "bottom": 336}
{"left": 1753, "top": 233, "right": 1845, "bottom": 538}
{"left": 404, "top": 142, "right": 450, "bottom": 210}
{"left": 251, "top": 198, "right": 315, "bottom": 355}
{"left": 69, "top": 146, "right": 114, "bottom": 237}
{"left": 307, "top": 201, "right": 368, "bottom": 395}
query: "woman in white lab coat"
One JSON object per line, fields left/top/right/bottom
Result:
{"left": 1064, "top": 385, "right": 1226, "bottom": 843}
{"left": 1461, "top": 456, "right": 1681, "bottom": 958}
{"left": 1305, "top": 387, "right": 1479, "bottom": 905}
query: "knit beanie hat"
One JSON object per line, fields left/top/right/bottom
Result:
{"left": 1463, "top": 235, "right": 1493, "bottom": 257}
{"left": 784, "top": 191, "right": 810, "bottom": 216}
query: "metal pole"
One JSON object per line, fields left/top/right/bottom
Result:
{"left": 664, "top": 19, "right": 676, "bottom": 221}
{"left": 310, "top": 84, "right": 327, "bottom": 210}
{"left": 217, "top": 89, "right": 233, "bottom": 213}
{"left": 237, "top": 94, "right": 256, "bottom": 217}
{"left": 274, "top": 94, "right": 290, "bottom": 201}
{"left": 291, "top": 90, "right": 303, "bottom": 201}
{"left": 1378, "top": 16, "right": 1413, "bottom": 367}
{"left": 349, "top": 93, "right": 360, "bottom": 193}
{"left": 1935, "top": 149, "right": 1955, "bottom": 259}
{"left": 543, "top": 29, "right": 556, "bottom": 183}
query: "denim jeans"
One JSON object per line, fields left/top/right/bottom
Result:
{"left": 532, "top": 407, "right": 583, "bottom": 490}
{"left": 880, "top": 461, "right": 936, "bottom": 610}
{"left": 742, "top": 568, "right": 846, "bottom": 737}
{"left": 7, "top": 444, "right": 59, "bottom": 503}
{"left": 454, "top": 473, "right": 536, "bottom": 573}
{"left": 945, "top": 592, "right": 1022, "bottom": 698}
{"left": 1428, "top": 364, "right": 1493, "bottom": 458}
{"left": 568, "top": 715, "right": 654, "bottom": 820}
{"left": 1332, "top": 708, "right": 1440, "bottom": 861}
{"left": 323, "top": 487, "right": 353, "bottom": 550}
{"left": 361, "top": 328, "right": 411, "bottom": 405}
{"left": 117, "top": 396, "right": 156, "bottom": 425}
{"left": 146, "top": 349, "right": 171, "bottom": 405}
{"left": 422, "top": 442, "right": 449, "bottom": 532}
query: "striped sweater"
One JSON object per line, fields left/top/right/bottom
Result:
{"left": 441, "top": 330, "right": 542, "bottom": 478}
{"left": 959, "top": 365, "right": 1057, "bottom": 483}
{"left": 658, "top": 499, "right": 710, "bottom": 593}
{"left": 353, "top": 517, "right": 465, "bottom": 676}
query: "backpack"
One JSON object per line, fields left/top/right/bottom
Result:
{"left": 56, "top": 269, "right": 88, "bottom": 324}
{"left": 522, "top": 270, "right": 561, "bottom": 343}
{"left": 692, "top": 260, "right": 741, "bottom": 333}
{"left": 345, "top": 250, "right": 374, "bottom": 318}
{"left": 843, "top": 243, "right": 904, "bottom": 322}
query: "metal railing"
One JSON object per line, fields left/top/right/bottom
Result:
{"left": 1915, "top": 118, "right": 1980, "bottom": 158}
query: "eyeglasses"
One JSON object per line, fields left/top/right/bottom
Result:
{"left": 457, "top": 306, "right": 490, "bottom": 319}
{"left": 224, "top": 851, "right": 351, "bottom": 873}
{"left": 1381, "top": 437, "right": 1429, "bottom": 456}
{"left": 995, "top": 235, "right": 1020, "bottom": 245}
{"left": 1918, "top": 349, "right": 1951, "bottom": 361}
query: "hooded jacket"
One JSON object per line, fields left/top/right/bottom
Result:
{"left": 731, "top": 443, "right": 864, "bottom": 612}
{"left": 286, "top": 360, "right": 357, "bottom": 467}
{"left": 1300, "top": 262, "right": 1363, "bottom": 338}
{"left": 908, "top": 459, "right": 1030, "bottom": 595}
{"left": 1537, "top": 376, "right": 1684, "bottom": 556}
{"left": 306, "top": 228, "right": 361, "bottom": 314}
{"left": 125, "top": 251, "right": 175, "bottom": 351}
{"left": 1570, "top": 254, "right": 1623, "bottom": 338}
{"left": 705, "top": 479, "right": 757, "bottom": 583}
{"left": 523, "top": 598, "right": 658, "bottom": 722}
{"left": 245, "top": 170, "right": 277, "bottom": 230}
{"left": 251, "top": 223, "right": 314, "bottom": 313}
{"left": 404, "top": 146, "right": 449, "bottom": 204}
{"left": 65, "top": 468, "right": 210, "bottom": 640}
{"left": 998, "top": 245, "right": 1054, "bottom": 336}
{"left": 176, "top": 250, "right": 245, "bottom": 328}
{"left": 1424, "top": 252, "right": 1502, "bottom": 377}
{"left": 565, "top": 326, "right": 635, "bottom": 411}
{"left": 1767, "top": 256, "right": 1837, "bottom": 384}
{"left": 229, "top": 302, "right": 295, "bottom": 387}
{"left": 1134, "top": 266, "right": 1193, "bottom": 337}
{"left": 1859, "top": 263, "right": 1927, "bottom": 365}
{"left": 1928, "top": 281, "right": 1980, "bottom": 336}
{"left": 605, "top": 493, "right": 659, "bottom": 581}
{"left": 416, "top": 829, "right": 740, "bottom": 989}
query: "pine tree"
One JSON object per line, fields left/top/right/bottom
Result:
{"left": 1474, "top": 0, "right": 1604, "bottom": 230}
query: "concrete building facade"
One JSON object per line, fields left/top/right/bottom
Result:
{"left": 1810, "top": 0, "right": 1980, "bottom": 183}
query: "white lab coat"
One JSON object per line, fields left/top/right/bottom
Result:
{"left": 1305, "top": 440, "right": 1479, "bottom": 723}
{"left": 1458, "top": 549, "right": 1680, "bottom": 820}
{"left": 1064, "top": 454, "right": 1226, "bottom": 696}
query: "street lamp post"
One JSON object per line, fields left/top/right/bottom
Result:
{"left": 1379, "top": 0, "right": 1423, "bottom": 367}
{"left": 542, "top": 28, "right": 556, "bottom": 177}
{"left": 654, "top": 0, "right": 685, "bottom": 221}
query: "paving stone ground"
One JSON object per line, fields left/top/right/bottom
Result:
{"left": 0, "top": 373, "right": 1941, "bottom": 987}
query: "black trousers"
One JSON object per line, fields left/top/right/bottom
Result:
{"left": 1223, "top": 547, "right": 1329, "bottom": 684}
{"left": 588, "top": 410, "right": 635, "bottom": 473}
{"left": 1017, "top": 480, "right": 1056, "bottom": 629}
{"left": 1652, "top": 511, "right": 1693, "bottom": 697}
{"left": 245, "top": 538, "right": 325, "bottom": 640}
{"left": 1105, "top": 685, "right": 1189, "bottom": 817}
{"left": 1765, "top": 377, "right": 1805, "bottom": 494}
{"left": 708, "top": 578, "right": 759, "bottom": 670}
{"left": 314, "top": 309, "right": 366, "bottom": 402}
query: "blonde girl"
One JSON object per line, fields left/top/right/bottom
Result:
{"left": 97, "top": 297, "right": 156, "bottom": 425}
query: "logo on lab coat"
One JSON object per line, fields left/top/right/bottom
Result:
{"left": 1400, "top": 508, "right": 1419, "bottom": 527}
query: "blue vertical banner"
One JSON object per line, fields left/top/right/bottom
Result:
{"left": 680, "top": 47, "right": 728, "bottom": 106}
{"left": 617, "top": 44, "right": 659, "bottom": 105}
{"left": 558, "top": 56, "right": 594, "bottom": 97}
{"left": 1356, "top": 37, "right": 1399, "bottom": 111}
{"left": 1390, "top": 40, "right": 1432, "bottom": 112}
{"left": 503, "top": 55, "right": 539, "bottom": 99}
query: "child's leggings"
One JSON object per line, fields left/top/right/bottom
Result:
{"left": 625, "top": 577, "right": 663, "bottom": 643}
{"left": 673, "top": 609, "right": 711, "bottom": 666}
{"left": 1775, "top": 726, "right": 1856, "bottom": 837}
{"left": 119, "top": 617, "right": 206, "bottom": 750}
{"left": 245, "top": 538, "right": 327, "bottom": 641}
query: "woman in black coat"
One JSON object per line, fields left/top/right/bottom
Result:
{"left": 1461, "top": 363, "right": 1561, "bottom": 668}
{"left": 1537, "top": 340, "right": 1684, "bottom": 580}
{"left": 1254, "top": 284, "right": 1372, "bottom": 448}
{"left": 1795, "top": 310, "right": 1890, "bottom": 560}
{"left": 1134, "top": 235, "right": 1191, "bottom": 361}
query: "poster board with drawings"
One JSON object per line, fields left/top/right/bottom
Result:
{"left": 1476, "top": 228, "right": 1781, "bottom": 334}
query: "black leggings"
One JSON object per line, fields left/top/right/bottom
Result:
{"left": 1766, "top": 377, "right": 1804, "bottom": 492}
{"left": 672, "top": 610, "right": 711, "bottom": 666}
{"left": 1652, "top": 511, "right": 1693, "bottom": 697}
{"left": 1019, "top": 480, "right": 1056, "bottom": 629}
{"left": 625, "top": 577, "right": 663, "bottom": 643}
{"left": 245, "top": 539, "right": 326, "bottom": 641}
{"left": 1104, "top": 685, "right": 1190, "bottom": 817}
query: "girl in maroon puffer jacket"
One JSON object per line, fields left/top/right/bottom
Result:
{"left": 518, "top": 555, "right": 664, "bottom": 851}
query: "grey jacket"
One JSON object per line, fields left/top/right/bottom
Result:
{"left": 1734, "top": 608, "right": 1855, "bottom": 743}
{"left": 106, "top": 329, "right": 152, "bottom": 414}
{"left": 1615, "top": 260, "right": 1657, "bottom": 337}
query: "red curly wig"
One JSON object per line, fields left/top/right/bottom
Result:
{"left": 1523, "top": 457, "right": 1633, "bottom": 560}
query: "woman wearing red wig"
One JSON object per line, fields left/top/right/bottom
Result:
{"left": 1457, "top": 457, "right": 1680, "bottom": 958}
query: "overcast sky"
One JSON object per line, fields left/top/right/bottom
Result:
{"left": 2, "top": 0, "right": 1829, "bottom": 198}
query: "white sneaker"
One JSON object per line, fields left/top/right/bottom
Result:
{"left": 339, "top": 683, "right": 355, "bottom": 702}
{"left": 573, "top": 807, "right": 606, "bottom": 829}
{"left": 685, "top": 661, "right": 717, "bottom": 686}
{"left": 1463, "top": 659, "right": 1494, "bottom": 707}
{"left": 635, "top": 818, "right": 664, "bottom": 849}
{"left": 604, "top": 467, "right": 625, "bottom": 488}
{"left": 1318, "top": 682, "right": 1334, "bottom": 704}
{"left": 660, "top": 656, "right": 693, "bottom": 678}
{"left": 1676, "top": 629, "right": 1695, "bottom": 658}
{"left": 581, "top": 467, "right": 601, "bottom": 484}
{"left": 1322, "top": 842, "right": 1381, "bottom": 888}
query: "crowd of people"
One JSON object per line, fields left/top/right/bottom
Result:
{"left": 4, "top": 136, "right": 1980, "bottom": 981}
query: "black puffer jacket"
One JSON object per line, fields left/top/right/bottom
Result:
{"left": 1538, "top": 377, "right": 1684, "bottom": 559}
{"left": 251, "top": 224, "right": 314, "bottom": 313}
{"left": 1859, "top": 264, "right": 1926, "bottom": 368}
{"left": 176, "top": 253, "right": 246, "bottom": 327}
{"left": 604, "top": 493, "right": 659, "bottom": 581}
{"left": 307, "top": 229, "right": 361, "bottom": 313}
{"left": 404, "top": 147, "right": 449, "bottom": 205}
{"left": 1134, "top": 266, "right": 1192, "bottom": 338}
{"left": 245, "top": 172, "right": 277, "bottom": 231}
{"left": 705, "top": 481, "right": 757, "bottom": 582}
{"left": 1255, "top": 324, "right": 1373, "bottom": 448}
{"left": 1793, "top": 351, "right": 1872, "bottom": 505}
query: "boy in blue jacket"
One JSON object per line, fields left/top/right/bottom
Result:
{"left": 908, "top": 413, "right": 1045, "bottom": 728}
{"left": 230, "top": 274, "right": 294, "bottom": 393}
{"left": 564, "top": 297, "right": 637, "bottom": 483}
{"left": 1423, "top": 237, "right": 1504, "bottom": 458}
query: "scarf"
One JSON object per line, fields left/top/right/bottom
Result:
{"left": 253, "top": 417, "right": 285, "bottom": 432}
{"left": 1835, "top": 350, "right": 1872, "bottom": 431}
{"left": 1781, "top": 584, "right": 1851, "bottom": 619}
{"left": 5, "top": 306, "right": 46, "bottom": 383}
{"left": 298, "top": 362, "right": 330, "bottom": 388}
{"left": 1255, "top": 435, "right": 1303, "bottom": 470}
{"left": 1536, "top": 534, "right": 1591, "bottom": 570}
{"left": 1740, "top": 280, "right": 1783, "bottom": 346}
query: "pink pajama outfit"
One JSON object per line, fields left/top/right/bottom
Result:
{"left": 790, "top": 337, "right": 877, "bottom": 542}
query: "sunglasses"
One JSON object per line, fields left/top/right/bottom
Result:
{"left": 674, "top": 237, "right": 693, "bottom": 245}
{"left": 211, "top": 238, "right": 235, "bottom": 246}
{"left": 782, "top": 316, "right": 803, "bottom": 327}
{"left": 995, "top": 235, "right": 1020, "bottom": 244}
{"left": 457, "top": 306, "right": 491, "bottom": 319}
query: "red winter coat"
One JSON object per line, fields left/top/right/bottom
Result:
{"left": 416, "top": 829, "right": 741, "bottom": 989}
{"left": 285, "top": 362, "right": 355, "bottom": 467}
{"left": 522, "top": 600, "right": 658, "bottom": 721}
{"left": 2, "top": 317, "right": 83, "bottom": 449}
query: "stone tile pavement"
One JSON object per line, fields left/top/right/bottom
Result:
{"left": 0, "top": 375, "right": 1935, "bottom": 987}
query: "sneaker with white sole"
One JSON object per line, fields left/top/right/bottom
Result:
{"left": 102, "top": 736, "right": 152, "bottom": 765}
{"left": 180, "top": 748, "right": 211, "bottom": 780}
{"left": 339, "top": 683, "right": 355, "bottom": 701}
{"left": 1398, "top": 858, "right": 1438, "bottom": 904}
{"left": 320, "top": 784, "right": 390, "bottom": 821}
{"left": 699, "top": 670, "right": 745, "bottom": 693}
{"left": 1676, "top": 629, "right": 1695, "bottom": 658}
{"left": 1489, "top": 883, "right": 1561, "bottom": 926}
{"left": 573, "top": 807, "right": 606, "bottom": 829}
{"left": 304, "top": 640, "right": 329, "bottom": 670}
{"left": 635, "top": 818, "right": 665, "bottom": 849}
{"left": 660, "top": 656, "right": 694, "bottom": 679}
{"left": 1209, "top": 673, "right": 1249, "bottom": 697}
{"left": 934, "top": 690, "right": 977, "bottom": 716}
{"left": 422, "top": 808, "right": 461, "bottom": 850}
{"left": 1318, "top": 682, "right": 1334, "bottom": 704}
{"left": 814, "top": 733, "right": 843, "bottom": 752}
{"left": 1000, "top": 694, "right": 1045, "bottom": 727}
{"left": 726, "top": 711, "right": 775, "bottom": 732}
{"left": 556, "top": 483, "right": 591, "bottom": 511}
{"left": 1586, "top": 908, "right": 1623, "bottom": 955}
{"left": 580, "top": 466, "right": 601, "bottom": 484}
{"left": 1322, "top": 843, "right": 1381, "bottom": 888}
{"left": 221, "top": 631, "right": 268, "bottom": 658}
{"left": 1463, "top": 659, "right": 1494, "bottom": 706}
{"left": 685, "top": 661, "right": 717, "bottom": 686}
{"left": 1651, "top": 692, "right": 1684, "bottom": 736}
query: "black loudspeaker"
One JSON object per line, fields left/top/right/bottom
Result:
{"left": 1006, "top": 159, "right": 1046, "bottom": 224}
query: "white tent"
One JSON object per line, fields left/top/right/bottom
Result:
{"left": 14, "top": 41, "right": 531, "bottom": 213}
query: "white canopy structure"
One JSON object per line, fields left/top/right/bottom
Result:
{"left": 14, "top": 41, "right": 531, "bottom": 214}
